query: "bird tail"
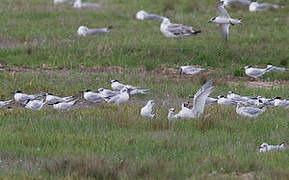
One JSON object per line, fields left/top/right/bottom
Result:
{"left": 279, "top": 141, "right": 285, "bottom": 146}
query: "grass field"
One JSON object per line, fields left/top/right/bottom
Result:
{"left": 0, "top": 0, "right": 289, "bottom": 179}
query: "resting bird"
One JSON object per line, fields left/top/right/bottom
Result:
{"left": 0, "top": 100, "right": 13, "bottom": 108}
{"left": 53, "top": 99, "right": 79, "bottom": 111}
{"left": 236, "top": 102, "right": 266, "bottom": 118}
{"left": 77, "top": 26, "right": 112, "bottom": 36}
{"left": 140, "top": 100, "right": 155, "bottom": 119}
{"left": 136, "top": 10, "right": 164, "bottom": 21}
{"left": 25, "top": 98, "right": 46, "bottom": 110}
{"left": 73, "top": 0, "right": 100, "bottom": 8}
{"left": 180, "top": 66, "right": 206, "bottom": 75}
{"left": 259, "top": 141, "right": 285, "bottom": 152}
{"left": 106, "top": 88, "right": 130, "bottom": 106}
{"left": 13, "top": 90, "right": 42, "bottom": 105}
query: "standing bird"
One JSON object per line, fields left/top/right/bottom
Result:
{"left": 180, "top": 66, "right": 206, "bottom": 75}
{"left": 13, "top": 90, "right": 42, "bottom": 105}
{"left": 73, "top": 0, "right": 100, "bottom": 8}
{"left": 244, "top": 65, "right": 273, "bottom": 79}
{"left": 77, "top": 26, "right": 112, "bottom": 36}
{"left": 249, "top": 1, "right": 281, "bottom": 12}
{"left": 259, "top": 142, "right": 285, "bottom": 152}
{"left": 160, "top": 18, "right": 201, "bottom": 38}
{"left": 25, "top": 98, "right": 46, "bottom": 111}
{"left": 80, "top": 90, "right": 103, "bottom": 103}
{"left": 236, "top": 102, "right": 266, "bottom": 118}
{"left": 140, "top": 100, "right": 155, "bottom": 119}
{"left": 208, "top": 1, "right": 242, "bottom": 41}
{"left": 0, "top": 100, "right": 13, "bottom": 108}
{"left": 106, "top": 88, "right": 130, "bottom": 106}
{"left": 53, "top": 99, "right": 79, "bottom": 111}
{"left": 136, "top": 10, "right": 164, "bottom": 21}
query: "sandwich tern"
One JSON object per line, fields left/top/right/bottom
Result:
{"left": 168, "top": 108, "right": 177, "bottom": 120}
{"left": 25, "top": 98, "right": 46, "bottom": 110}
{"left": 54, "top": 0, "right": 75, "bottom": 4}
{"left": 53, "top": 99, "right": 79, "bottom": 110}
{"left": 13, "top": 90, "right": 42, "bottom": 105}
{"left": 217, "top": 95, "right": 237, "bottom": 106}
{"left": 80, "top": 90, "right": 103, "bottom": 103}
{"left": 249, "top": 2, "right": 281, "bottom": 12}
{"left": 110, "top": 80, "right": 150, "bottom": 95}
{"left": 222, "top": 0, "right": 251, "bottom": 6}
{"left": 236, "top": 102, "right": 266, "bottom": 118}
{"left": 272, "top": 97, "right": 289, "bottom": 108}
{"left": 189, "top": 95, "right": 217, "bottom": 106}
{"left": 140, "top": 100, "right": 155, "bottom": 119}
{"left": 227, "top": 91, "right": 251, "bottom": 102}
{"left": 97, "top": 88, "right": 118, "bottom": 98}
{"left": 74, "top": 0, "right": 100, "bottom": 8}
{"left": 208, "top": 1, "right": 242, "bottom": 41}
{"left": 106, "top": 88, "right": 130, "bottom": 105}
{"left": 266, "top": 64, "right": 287, "bottom": 72}
{"left": 174, "top": 102, "right": 194, "bottom": 119}
{"left": 136, "top": 10, "right": 164, "bottom": 21}
{"left": 180, "top": 66, "right": 206, "bottom": 75}
{"left": 44, "top": 93, "right": 74, "bottom": 105}
{"left": 259, "top": 141, "right": 285, "bottom": 152}
{"left": 244, "top": 65, "right": 273, "bottom": 78}
{"left": 0, "top": 100, "right": 13, "bottom": 108}
{"left": 77, "top": 25, "right": 112, "bottom": 36}
{"left": 160, "top": 17, "right": 201, "bottom": 38}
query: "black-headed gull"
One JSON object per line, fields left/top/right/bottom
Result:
{"left": 259, "top": 141, "right": 285, "bottom": 152}
{"left": 208, "top": 1, "right": 242, "bottom": 41}
{"left": 141, "top": 100, "right": 155, "bottom": 119}
{"left": 136, "top": 10, "right": 164, "bottom": 21}
{"left": 77, "top": 25, "right": 112, "bottom": 36}
{"left": 180, "top": 66, "right": 206, "bottom": 75}
{"left": 13, "top": 90, "right": 42, "bottom": 105}
{"left": 160, "top": 18, "right": 201, "bottom": 38}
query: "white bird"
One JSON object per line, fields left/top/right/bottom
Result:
{"left": 81, "top": 90, "right": 103, "bottom": 103}
{"left": 73, "top": 0, "right": 100, "bottom": 8}
{"left": 168, "top": 108, "right": 177, "bottom": 120}
{"left": 236, "top": 102, "right": 266, "bottom": 118}
{"left": 208, "top": 1, "right": 242, "bottom": 41}
{"left": 45, "top": 93, "right": 74, "bottom": 105}
{"left": 97, "top": 88, "right": 118, "bottom": 98}
{"left": 0, "top": 100, "right": 13, "bottom": 108}
{"left": 244, "top": 65, "right": 273, "bottom": 78}
{"left": 266, "top": 64, "right": 287, "bottom": 72}
{"left": 77, "top": 25, "right": 112, "bottom": 36}
{"left": 217, "top": 95, "right": 237, "bottom": 106}
{"left": 140, "top": 100, "right": 155, "bottom": 119}
{"left": 180, "top": 66, "right": 206, "bottom": 75}
{"left": 106, "top": 88, "right": 130, "bottom": 105}
{"left": 259, "top": 142, "right": 285, "bottom": 152}
{"left": 13, "top": 90, "right": 42, "bottom": 105}
{"left": 174, "top": 102, "right": 194, "bottom": 119}
{"left": 205, "top": 97, "right": 218, "bottom": 106}
{"left": 53, "top": 99, "right": 79, "bottom": 111}
{"left": 25, "top": 98, "right": 46, "bottom": 110}
{"left": 249, "top": 2, "right": 281, "bottom": 12}
{"left": 227, "top": 91, "right": 251, "bottom": 102}
{"left": 110, "top": 80, "right": 150, "bottom": 95}
{"left": 136, "top": 10, "right": 164, "bottom": 21}
{"left": 256, "top": 96, "right": 274, "bottom": 106}
{"left": 272, "top": 97, "right": 289, "bottom": 108}
{"left": 54, "top": 0, "right": 75, "bottom": 4}
{"left": 222, "top": 0, "right": 251, "bottom": 6}
{"left": 160, "top": 17, "right": 201, "bottom": 38}
{"left": 125, "top": 85, "right": 150, "bottom": 95}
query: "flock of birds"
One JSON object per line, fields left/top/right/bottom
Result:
{"left": 7, "top": 0, "right": 285, "bottom": 153}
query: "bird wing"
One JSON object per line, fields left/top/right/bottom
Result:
{"left": 167, "top": 24, "right": 194, "bottom": 35}
{"left": 242, "top": 107, "right": 264, "bottom": 115}
{"left": 86, "top": 28, "right": 109, "bottom": 35}
{"left": 107, "top": 95, "right": 120, "bottom": 104}
{"left": 216, "top": 1, "right": 230, "bottom": 18}
{"left": 191, "top": 80, "right": 214, "bottom": 118}
{"left": 146, "top": 14, "right": 164, "bottom": 21}
{"left": 219, "top": 24, "right": 230, "bottom": 41}
{"left": 87, "top": 93, "right": 102, "bottom": 102}
{"left": 186, "top": 67, "right": 206, "bottom": 75}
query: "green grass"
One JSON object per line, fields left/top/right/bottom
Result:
{"left": 0, "top": 0, "right": 289, "bottom": 178}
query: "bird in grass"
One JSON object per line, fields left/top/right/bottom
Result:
{"left": 222, "top": 0, "right": 251, "bottom": 7}
{"left": 136, "top": 10, "right": 164, "bottom": 21}
{"left": 167, "top": 108, "right": 177, "bottom": 120}
{"left": 174, "top": 102, "right": 194, "bottom": 120}
{"left": 44, "top": 93, "right": 74, "bottom": 105}
{"left": 244, "top": 65, "right": 273, "bottom": 79}
{"left": 13, "top": 90, "right": 42, "bottom": 105}
{"left": 25, "top": 98, "right": 46, "bottom": 110}
{"left": 53, "top": 99, "right": 79, "bottom": 111}
{"left": 217, "top": 95, "right": 237, "bottom": 106}
{"left": 266, "top": 64, "right": 287, "bottom": 72}
{"left": 0, "top": 100, "right": 13, "bottom": 108}
{"left": 97, "top": 88, "right": 118, "bottom": 98}
{"left": 259, "top": 141, "right": 285, "bottom": 152}
{"left": 77, "top": 25, "right": 112, "bottom": 36}
{"left": 227, "top": 91, "right": 252, "bottom": 102}
{"left": 106, "top": 88, "right": 130, "bottom": 106}
{"left": 110, "top": 80, "right": 150, "bottom": 95}
{"left": 249, "top": 1, "right": 281, "bottom": 12}
{"left": 54, "top": 0, "right": 75, "bottom": 4}
{"left": 236, "top": 102, "right": 266, "bottom": 118}
{"left": 272, "top": 97, "right": 289, "bottom": 108}
{"left": 160, "top": 17, "right": 201, "bottom": 38}
{"left": 208, "top": 1, "right": 242, "bottom": 41}
{"left": 80, "top": 90, "right": 103, "bottom": 103}
{"left": 140, "top": 100, "right": 155, "bottom": 119}
{"left": 73, "top": 0, "right": 100, "bottom": 8}
{"left": 179, "top": 66, "right": 206, "bottom": 75}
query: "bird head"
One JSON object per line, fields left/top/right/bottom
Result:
{"left": 77, "top": 26, "right": 89, "bottom": 36}
{"left": 169, "top": 108, "right": 176, "bottom": 113}
{"left": 208, "top": 17, "right": 216, "bottom": 23}
{"left": 259, "top": 143, "right": 268, "bottom": 150}
{"left": 110, "top": 80, "right": 119, "bottom": 84}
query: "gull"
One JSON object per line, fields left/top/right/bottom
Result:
{"left": 168, "top": 108, "right": 177, "bottom": 120}
{"left": 110, "top": 80, "right": 150, "bottom": 95}
{"left": 266, "top": 64, "right": 287, "bottom": 72}
{"left": 44, "top": 93, "right": 74, "bottom": 105}
{"left": 136, "top": 10, "right": 164, "bottom": 21}
{"left": 25, "top": 98, "right": 46, "bottom": 110}
{"left": 77, "top": 25, "right": 112, "bottom": 36}
{"left": 53, "top": 99, "right": 79, "bottom": 111}
{"left": 236, "top": 102, "right": 266, "bottom": 118}
{"left": 217, "top": 95, "right": 237, "bottom": 106}
{"left": 0, "top": 100, "right": 13, "bottom": 108}
{"left": 73, "top": 0, "right": 100, "bottom": 8}
{"left": 80, "top": 90, "right": 103, "bottom": 103}
{"left": 249, "top": 1, "right": 281, "bottom": 12}
{"left": 106, "top": 88, "right": 130, "bottom": 106}
{"left": 140, "top": 100, "right": 155, "bottom": 119}
{"left": 180, "top": 66, "right": 206, "bottom": 75}
{"left": 222, "top": 0, "right": 251, "bottom": 6}
{"left": 244, "top": 65, "right": 272, "bottom": 79}
{"left": 160, "top": 17, "right": 201, "bottom": 38}
{"left": 13, "top": 90, "right": 42, "bottom": 105}
{"left": 54, "top": 0, "right": 75, "bottom": 4}
{"left": 208, "top": 1, "right": 242, "bottom": 41}
{"left": 272, "top": 97, "right": 289, "bottom": 108}
{"left": 259, "top": 142, "right": 285, "bottom": 152}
